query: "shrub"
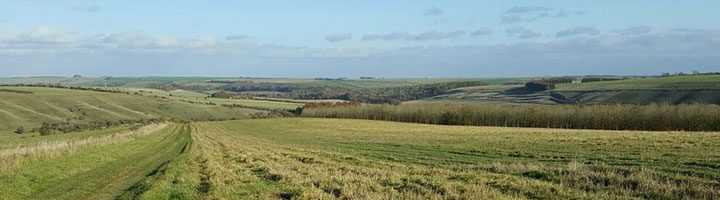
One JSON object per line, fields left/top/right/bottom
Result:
{"left": 14, "top": 127, "right": 25, "bottom": 134}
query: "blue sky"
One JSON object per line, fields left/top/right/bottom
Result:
{"left": 0, "top": 0, "right": 719, "bottom": 77}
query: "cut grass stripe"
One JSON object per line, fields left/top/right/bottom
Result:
{"left": 0, "top": 123, "right": 191, "bottom": 200}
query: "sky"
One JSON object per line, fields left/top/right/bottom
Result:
{"left": 0, "top": 0, "right": 719, "bottom": 77}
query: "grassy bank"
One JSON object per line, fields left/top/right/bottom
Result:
{"left": 302, "top": 101, "right": 720, "bottom": 131}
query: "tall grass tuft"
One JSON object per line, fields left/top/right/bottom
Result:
{"left": 302, "top": 102, "right": 720, "bottom": 131}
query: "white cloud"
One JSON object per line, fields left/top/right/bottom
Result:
{"left": 226, "top": 34, "right": 248, "bottom": 41}
{"left": 362, "top": 32, "right": 411, "bottom": 41}
{"left": 325, "top": 33, "right": 353, "bottom": 42}
{"left": 612, "top": 26, "right": 651, "bottom": 35}
{"left": 69, "top": 5, "right": 101, "bottom": 13}
{"left": 423, "top": 7, "right": 443, "bottom": 16}
{"left": 506, "top": 27, "right": 542, "bottom": 39}
{"left": 1, "top": 27, "right": 719, "bottom": 77}
{"left": 362, "top": 30, "right": 466, "bottom": 41}
{"left": 470, "top": 27, "right": 493, "bottom": 37}
{"left": 556, "top": 26, "right": 600, "bottom": 37}
{"left": 501, "top": 6, "right": 586, "bottom": 24}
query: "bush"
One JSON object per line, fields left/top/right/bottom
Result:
{"left": 14, "top": 127, "right": 25, "bottom": 134}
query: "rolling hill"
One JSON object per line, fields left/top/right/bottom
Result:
{"left": 0, "top": 86, "right": 261, "bottom": 133}
{"left": 431, "top": 75, "right": 720, "bottom": 105}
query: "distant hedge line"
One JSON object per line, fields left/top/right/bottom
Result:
{"left": 301, "top": 102, "right": 720, "bottom": 131}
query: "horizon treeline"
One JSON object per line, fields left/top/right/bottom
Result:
{"left": 301, "top": 102, "right": 720, "bottom": 131}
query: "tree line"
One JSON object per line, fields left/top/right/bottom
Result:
{"left": 301, "top": 102, "right": 720, "bottom": 132}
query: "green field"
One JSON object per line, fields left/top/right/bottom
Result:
{"left": 2, "top": 117, "right": 719, "bottom": 199}
{"left": 189, "top": 118, "right": 715, "bottom": 199}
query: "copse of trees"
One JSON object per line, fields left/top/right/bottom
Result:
{"left": 302, "top": 102, "right": 720, "bottom": 132}
{"left": 524, "top": 81, "right": 556, "bottom": 91}
{"left": 539, "top": 77, "right": 575, "bottom": 84}
{"left": 523, "top": 77, "right": 575, "bottom": 91}
{"left": 581, "top": 77, "right": 624, "bottom": 83}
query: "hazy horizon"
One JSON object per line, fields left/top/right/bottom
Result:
{"left": 1, "top": 1, "right": 719, "bottom": 77}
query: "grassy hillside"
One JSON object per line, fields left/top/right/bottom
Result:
{"left": 556, "top": 75, "right": 720, "bottom": 91}
{"left": 552, "top": 75, "right": 720, "bottom": 104}
{"left": 117, "top": 87, "right": 304, "bottom": 110}
{"left": 0, "top": 86, "right": 260, "bottom": 133}
{"left": 427, "top": 75, "right": 720, "bottom": 105}
{"left": 131, "top": 118, "right": 719, "bottom": 199}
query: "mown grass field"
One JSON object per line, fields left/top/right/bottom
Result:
{"left": 0, "top": 123, "right": 190, "bottom": 200}
{"left": 0, "top": 86, "right": 260, "bottom": 133}
{"left": 119, "top": 118, "right": 720, "bottom": 199}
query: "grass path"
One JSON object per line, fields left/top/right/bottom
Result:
{"left": 0, "top": 123, "right": 191, "bottom": 200}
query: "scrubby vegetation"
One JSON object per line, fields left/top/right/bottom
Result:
{"left": 35, "top": 118, "right": 165, "bottom": 135}
{"left": 302, "top": 101, "right": 720, "bottom": 131}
